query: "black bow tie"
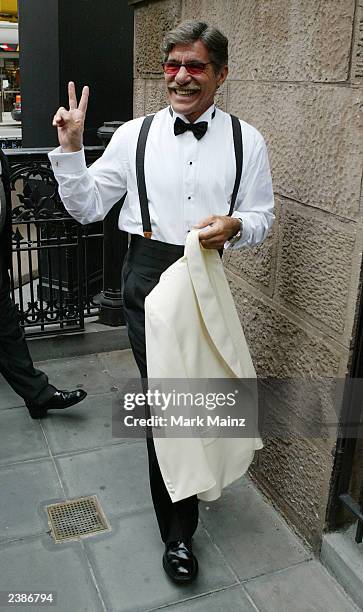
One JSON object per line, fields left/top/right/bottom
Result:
{"left": 174, "top": 117, "right": 208, "bottom": 140}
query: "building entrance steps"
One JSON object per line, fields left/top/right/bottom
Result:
{"left": 321, "top": 524, "right": 363, "bottom": 610}
{"left": 0, "top": 349, "right": 360, "bottom": 612}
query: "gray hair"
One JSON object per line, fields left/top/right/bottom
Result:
{"left": 161, "top": 20, "right": 228, "bottom": 74}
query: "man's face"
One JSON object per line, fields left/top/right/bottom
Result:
{"left": 164, "top": 40, "right": 228, "bottom": 123}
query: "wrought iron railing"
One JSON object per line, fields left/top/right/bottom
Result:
{"left": 7, "top": 146, "right": 105, "bottom": 338}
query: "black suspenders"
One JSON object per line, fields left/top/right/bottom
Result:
{"left": 135, "top": 112, "right": 243, "bottom": 239}
{"left": 135, "top": 113, "right": 155, "bottom": 238}
{"left": 229, "top": 114, "right": 243, "bottom": 217}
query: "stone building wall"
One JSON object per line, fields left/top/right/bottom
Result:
{"left": 130, "top": 0, "right": 363, "bottom": 549}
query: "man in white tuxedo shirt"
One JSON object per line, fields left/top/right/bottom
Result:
{"left": 49, "top": 20, "right": 274, "bottom": 583}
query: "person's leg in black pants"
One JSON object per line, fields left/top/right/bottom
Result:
{"left": 0, "top": 261, "right": 56, "bottom": 405}
{"left": 145, "top": 435, "right": 199, "bottom": 544}
{"left": 0, "top": 257, "right": 87, "bottom": 417}
{"left": 122, "top": 254, "right": 199, "bottom": 545}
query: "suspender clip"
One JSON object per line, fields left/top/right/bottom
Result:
{"left": 143, "top": 231, "right": 152, "bottom": 239}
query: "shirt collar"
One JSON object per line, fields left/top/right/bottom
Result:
{"left": 169, "top": 103, "right": 216, "bottom": 127}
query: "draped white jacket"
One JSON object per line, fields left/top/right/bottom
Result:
{"left": 145, "top": 229, "right": 263, "bottom": 503}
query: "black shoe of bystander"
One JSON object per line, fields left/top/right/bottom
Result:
{"left": 26, "top": 389, "right": 87, "bottom": 419}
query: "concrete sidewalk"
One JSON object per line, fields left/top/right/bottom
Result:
{"left": 0, "top": 350, "right": 359, "bottom": 612}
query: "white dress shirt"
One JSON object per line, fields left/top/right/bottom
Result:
{"left": 48, "top": 104, "right": 274, "bottom": 248}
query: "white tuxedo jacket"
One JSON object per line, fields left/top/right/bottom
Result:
{"left": 145, "top": 230, "right": 263, "bottom": 502}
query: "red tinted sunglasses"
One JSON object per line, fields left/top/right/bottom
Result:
{"left": 162, "top": 61, "right": 213, "bottom": 76}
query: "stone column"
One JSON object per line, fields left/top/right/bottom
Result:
{"left": 18, "top": 0, "right": 134, "bottom": 147}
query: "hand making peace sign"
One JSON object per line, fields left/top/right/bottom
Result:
{"left": 52, "top": 81, "right": 89, "bottom": 153}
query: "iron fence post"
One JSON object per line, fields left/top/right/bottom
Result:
{"left": 94, "top": 121, "right": 128, "bottom": 326}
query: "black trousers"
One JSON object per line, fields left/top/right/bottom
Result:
{"left": 122, "top": 235, "right": 199, "bottom": 544}
{"left": 0, "top": 254, "right": 55, "bottom": 405}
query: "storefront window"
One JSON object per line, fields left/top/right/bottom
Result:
{"left": 0, "top": 55, "right": 19, "bottom": 113}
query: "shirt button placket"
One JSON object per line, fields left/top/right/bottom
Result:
{"left": 184, "top": 140, "right": 196, "bottom": 233}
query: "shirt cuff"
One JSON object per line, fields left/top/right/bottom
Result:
{"left": 48, "top": 146, "right": 87, "bottom": 175}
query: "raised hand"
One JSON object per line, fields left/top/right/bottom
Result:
{"left": 52, "top": 81, "right": 89, "bottom": 153}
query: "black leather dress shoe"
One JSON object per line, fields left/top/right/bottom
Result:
{"left": 26, "top": 389, "right": 87, "bottom": 419}
{"left": 163, "top": 540, "right": 198, "bottom": 583}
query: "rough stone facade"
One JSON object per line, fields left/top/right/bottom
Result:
{"left": 130, "top": 0, "right": 363, "bottom": 549}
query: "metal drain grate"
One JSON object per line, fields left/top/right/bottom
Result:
{"left": 47, "top": 495, "right": 110, "bottom": 543}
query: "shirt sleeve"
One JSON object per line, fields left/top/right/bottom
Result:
{"left": 48, "top": 124, "right": 130, "bottom": 225}
{"left": 227, "top": 127, "right": 275, "bottom": 249}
